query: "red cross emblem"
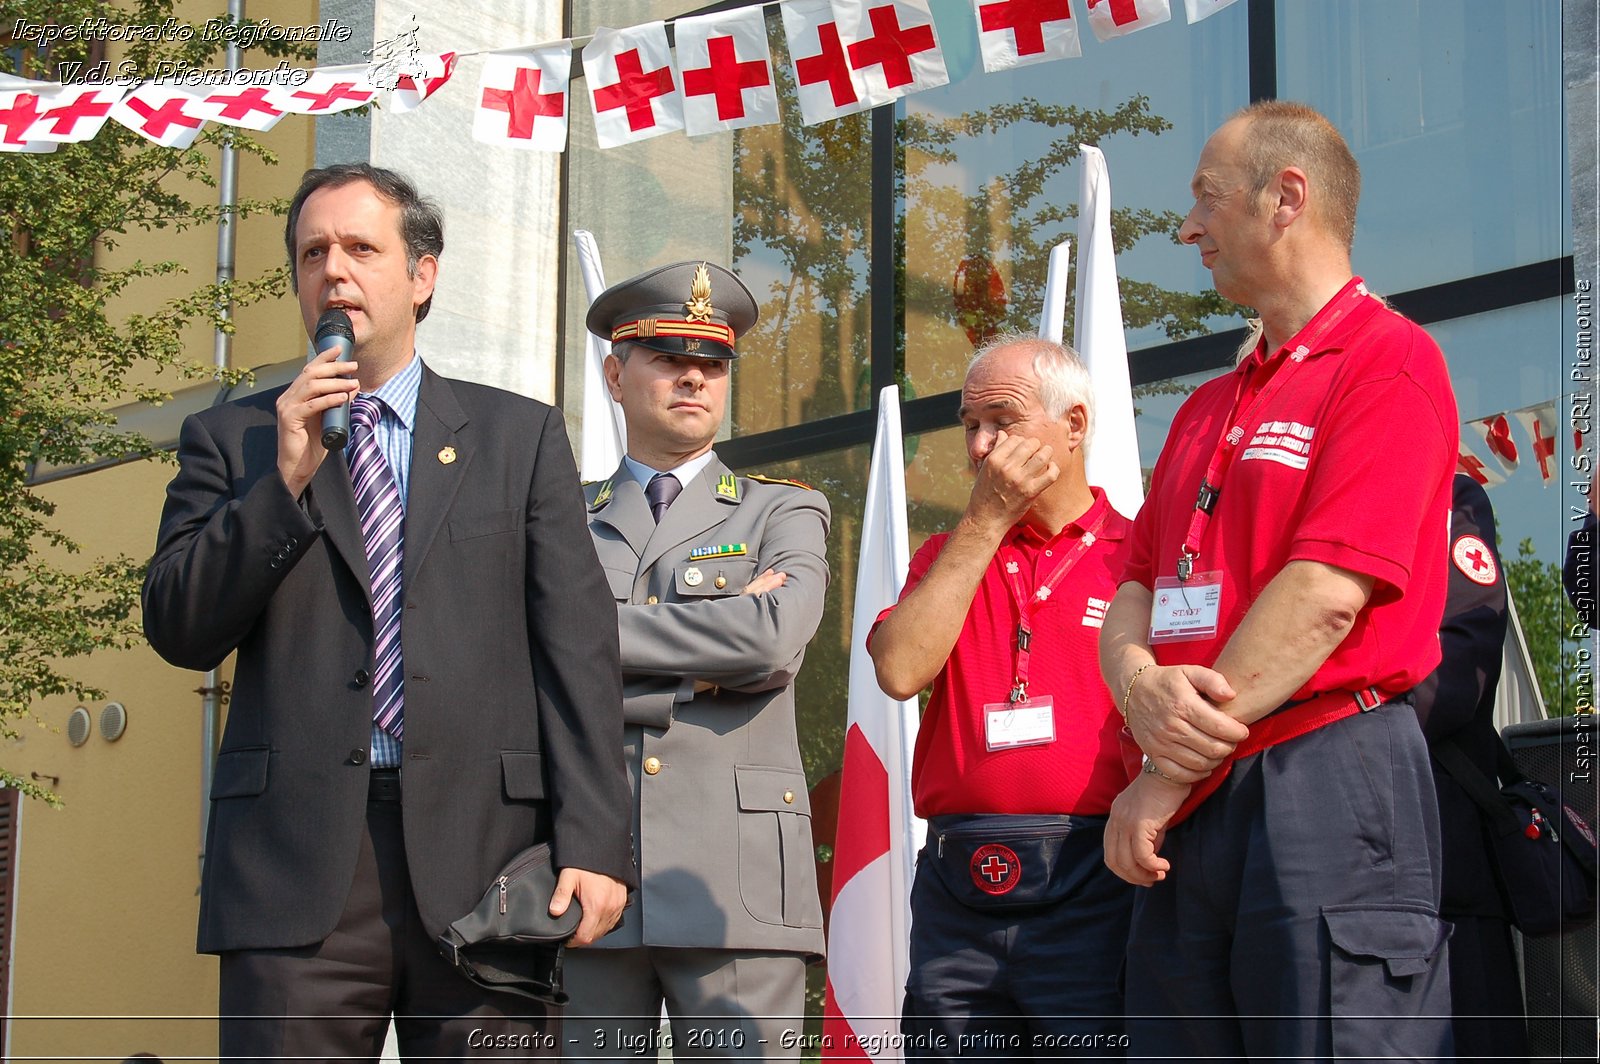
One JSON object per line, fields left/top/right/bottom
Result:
{"left": 795, "top": 21, "right": 858, "bottom": 108}
{"left": 593, "top": 48, "right": 676, "bottom": 132}
{"left": 681, "top": 35, "right": 771, "bottom": 121}
{"left": 291, "top": 82, "right": 374, "bottom": 112}
{"left": 0, "top": 92, "right": 44, "bottom": 147}
{"left": 847, "top": 5, "right": 938, "bottom": 90}
{"left": 395, "top": 52, "right": 458, "bottom": 100}
{"left": 1530, "top": 416, "right": 1556, "bottom": 481}
{"left": 1089, "top": 0, "right": 1144, "bottom": 27}
{"left": 1457, "top": 452, "right": 1492, "bottom": 486}
{"left": 1451, "top": 534, "right": 1498, "bottom": 586}
{"left": 979, "top": 0, "right": 1074, "bottom": 57}
{"left": 481, "top": 67, "right": 565, "bottom": 139}
{"left": 205, "top": 87, "right": 283, "bottom": 122}
{"left": 124, "top": 96, "right": 203, "bottom": 139}
{"left": 970, "top": 843, "right": 1021, "bottom": 895}
{"left": 37, "top": 88, "right": 114, "bottom": 137}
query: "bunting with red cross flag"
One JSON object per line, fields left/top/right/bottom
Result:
{"left": 1085, "top": 0, "right": 1172, "bottom": 42}
{"left": 1182, "top": 0, "right": 1242, "bottom": 23}
{"left": 276, "top": 65, "right": 378, "bottom": 116}
{"left": 1467, "top": 413, "right": 1520, "bottom": 475}
{"left": 25, "top": 84, "right": 126, "bottom": 143}
{"left": 383, "top": 52, "right": 458, "bottom": 114}
{"left": 0, "top": 85, "right": 62, "bottom": 153}
{"left": 675, "top": 7, "right": 780, "bottom": 137}
{"left": 1513, "top": 402, "right": 1562, "bottom": 484}
{"left": 782, "top": 0, "right": 870, "bottom": 125}
{"left": 1457, "top": 439, "right": 1506, "bottom": 487}
{"left": 835, "top": 0, "right": 949, "bottom": 110}
{"left": 190, "top": 83, "right": 286, "bottom": 131}
{"left": 110, "top": 84, "right": 210, "bottom": 148}
{"left": 584, "top": 22, "right": 683, "bottom": 148}
{"left": 474, "top": 45, "right": 571, "bottom": 152}
{"left": 972, "top": 0, "right": 1081, "bottom": 72}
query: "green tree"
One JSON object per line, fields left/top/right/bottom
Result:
{"left": 1504, "top": 537, "right": 1585, "bottom": 717}
{"left": 0, "top": 0, "right": 308, "bottom": 800}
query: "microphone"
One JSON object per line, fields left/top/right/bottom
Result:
{"left": 314, "top": 309, "right": 356, "bottom": 450}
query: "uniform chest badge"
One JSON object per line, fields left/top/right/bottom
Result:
{"left": 689, "top": 543, "right": 747, "bottom": 560}
{"left": 971, "top": 843, "right": 1021, "bottom": 895}
{"left": 715, "top": 474, "right": 739, "bottom": 502}
{"left": 1452, "top": 534, "right": 1498, "bottom": 586}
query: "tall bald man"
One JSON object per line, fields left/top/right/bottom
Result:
{"left": 1100, "top": 102, "right": 1457, "bottom": 1059}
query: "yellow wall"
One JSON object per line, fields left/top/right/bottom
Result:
{"left": 5, "top": 3, "right": 318, "bottom": 1058}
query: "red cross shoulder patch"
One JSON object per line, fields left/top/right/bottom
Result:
{"left": 1451, "top": 534, "right": 1498, "bottom": 586}
{"left": 970, "top": 843, "right": 1021, "bottom": 895}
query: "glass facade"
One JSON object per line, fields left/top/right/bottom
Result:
{"left": 557, "top": 0, "right": 1576, "bottom": 976}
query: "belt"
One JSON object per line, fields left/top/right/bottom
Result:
{"left": 1121, "top": 685, "right": 1390, "bottom": 829}
{"left": 368, "top": 767, "right": 402, "bottom": 802}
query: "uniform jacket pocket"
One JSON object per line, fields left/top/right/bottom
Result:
{"left": 210, "top": 747, "right": 269, "bottom": 799}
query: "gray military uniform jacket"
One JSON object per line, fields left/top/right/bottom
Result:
{"left": 585, "top": 455, "right": 828, "bottom": 959}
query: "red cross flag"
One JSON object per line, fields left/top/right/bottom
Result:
{"left": 27, "top": 84, "right": 126, "bottom": 143}
{"left": 972, "top": 0, "right": 1081, "bottom": 72}
{"left": 277, "top": 65, "right": 378, "bottom": 115}
{"left": 110, "top": 84, "right": 209, "bottom": 148}
{"left": 474, "top": 45, "right": 571, "bottom": 153}
{"left": 675, "top": 7, "right": 780, "bottom": 137}
{"left": 1183, "top": 0, "right": 1242, "bottom": 23}
{"left": 1457, "top": 439, "right": 1506, "bottom": 487}
{"left": 1085, "top": 0, "right": 1172, "bottom": 42}
{"left": 837, "top": 0, "right": 949, "bottom": 109}
{"left": 584, "top": 23, "right": 683, "bottom": 148}
{"left": 782, "top": 0, "right": 870, "bottom": 125}
{"left": 1467, "top": 413, "right": 1520, "bottom": 475}
{"left": 0, "top": 87, "right": 61, "bottom": 153}
{"left": 385, "top": 52, "right": 458, "bottom": 114}
{"left": 1513, "top": 402, "right": 1562, "bottom": 484}
{"left": 190, "top": 84, "right": 286, "bottom": 131}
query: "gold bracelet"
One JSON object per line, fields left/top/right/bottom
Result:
{"left": 1121, "top": 662, "right": 1154, "bottom": 720}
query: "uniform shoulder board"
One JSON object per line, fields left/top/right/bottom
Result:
{"left": 745, "top": 473, "right": 815, "bottom": 491}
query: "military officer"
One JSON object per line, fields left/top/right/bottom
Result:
{"left": 563, "top": 261, "right": 828, "bottom": 1060}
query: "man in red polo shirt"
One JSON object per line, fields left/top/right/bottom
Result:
{"left": 871, "top": 335, "right": 1135, "bottom": 1057}
{"left": 1100, "top": 101, "right": 1457, "bottom": 1059}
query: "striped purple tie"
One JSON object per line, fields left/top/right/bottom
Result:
{"left": 348, "top": 396, "right": 405, "bottom": 741}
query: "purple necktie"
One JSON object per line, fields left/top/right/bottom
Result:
{"left": 646, "top": 472, "right": 682, "bottom": 523}
{"left": 349, "top": 396, "right": 405, "bottom": 741}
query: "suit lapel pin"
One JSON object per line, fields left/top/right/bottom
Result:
{"left": 589, "top": 479, "right": 615, "bottom": 512}
{"left": 438, "top": 446, "right": 457, "bottom": 465}
{"left": 684, "top": 567, "right": 704, "bottom": 587}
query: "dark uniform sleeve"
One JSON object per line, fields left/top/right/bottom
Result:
{"left": 1411, "top": 475, "right": 1508, "bottom": 742}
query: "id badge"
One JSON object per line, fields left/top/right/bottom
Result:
{"left": 983, "top": 696, "right": 1056, "bottom": 751}
{"left": 1149, "top": 572, "right": 1223, "bottom": 643}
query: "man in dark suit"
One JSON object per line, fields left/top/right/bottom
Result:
{"left": 142, "top": 164, "right": 634, "bottom": 1060}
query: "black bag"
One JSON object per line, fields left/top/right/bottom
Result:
{"left": 1434, "top": 737, "right": 1599, "bottom": 937}
{"left": 925, "top": 814, "right": 1107, "bottom": 914}
{"left": 436, "top": 842, "right": 581, "bottom": 1005}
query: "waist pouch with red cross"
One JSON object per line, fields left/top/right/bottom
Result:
{"left": 924, "top": 813, "right": 1108, "bottom": 913}
{"left": 1120, "top": 686, "right": 1393, "bottom": 830}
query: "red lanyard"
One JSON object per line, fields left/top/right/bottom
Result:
{"left": 1176, "top": 279, "right": 1374, "bottom": 582}
{"left": 1002, "top": 508, "right": 1110, "bottom": 703}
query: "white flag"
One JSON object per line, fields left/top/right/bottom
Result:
{"left": 474, "top": 46, "right": 571, "bottom": 152}
{"left": 110, "top": 84, "right": 209, "bottom": 148}
{"left": 1183, "top": 0, "right": 1243, "bottom": 24}
{"left": 675, "top": 8, "right": 780, "bottom": 137}
{"left": 1085, "top": 0, "right": 1172, "bottom": 42}
{"left": 1466, "top": 413, "right": 1521, "bottom": 475}
{"left": 1036, "top": 238, "right": 1071, "bottom": 343}
{"left": 277, "top": 65, "right": 378, "bottom": 115}
{"left": 835, "top": 0, "right": 949, "bottom": 108}
{"left": 572, "top": 229, "right": 628, "bottom": 481}
{"left": 26, "top": 84, "right": 125, "bottom": 143}
{"left": 584, "top": 23, "right": 683, "bottom": 148}
{"left": 972, "top": 0, "right": 1081, "bottom": 72}
{"left": 1512, "top": 402, "right": 1562, "bottom": 484}
{"left": 189, "top": 84, "right": 286, "bottom": 131}
{"left": 1074, "top": 145, "right": 1144, "bottom": 517}
{"left": 1456, "top": 440, "right": 1506, "bottom": 488}
{"left": 0, "top": 87, "right": 62, "bottom": 153}
{"left": 381, "top": 52, "right": 458, "bottom": 114}
{"left": 820, "top": 385, "right": 923, "bottom": 1062}
{"left": 782, "top": 0, "right": 870, "bottom": 125}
